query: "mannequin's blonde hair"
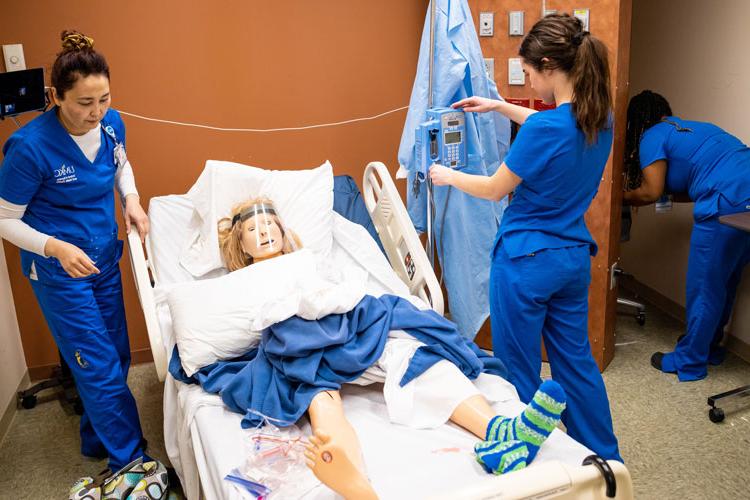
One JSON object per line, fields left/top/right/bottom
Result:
{"left": 218, "top": 197, "right": 302, "bottom": 272}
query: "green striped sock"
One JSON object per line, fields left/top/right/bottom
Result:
{"left": 485, "top": 380, "right": 566, "bottom": 461}
{"left": 474, "top": 439, "right": 529, "bottom": 474}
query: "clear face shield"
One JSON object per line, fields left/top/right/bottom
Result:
{"left": 233, "top": 201, "right": 298, "bottom": 261}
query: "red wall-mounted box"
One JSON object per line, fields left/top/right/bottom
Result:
{"left": 533, "top": 99, "right": 556, "bottom": 111}
{"left": 506, "top": 97, "right": 531, "bottom": 108}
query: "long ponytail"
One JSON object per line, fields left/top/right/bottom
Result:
{"left": 519, "top": 13, "right": 612, "bottom": 144}
{"left": 571, "top": 33, "right": 612, "bottom": 144}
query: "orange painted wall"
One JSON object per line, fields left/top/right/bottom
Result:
{"left": 1, "top": 0, "right": 429, "bottom": 377}
{"left": 2, "top": 0, "right": 630, "bottom": 376}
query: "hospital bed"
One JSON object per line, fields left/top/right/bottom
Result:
{"left": 125, "top": 161, "right": 633, "bottom": 499}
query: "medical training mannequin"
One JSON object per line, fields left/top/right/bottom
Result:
{"left": 623, "top": 90, "right": 750, "bottom": 381}
{"left": 219, "top": 198, "right": 569, "bottom": 499}
{"left": 430, "top": 13, "right": 622, "bottom": 462}
{"left": 217, "top": 197, "right": 302, "bottom": 269}
{"left": 0, "top": 30, "right": 152, "bottom": 482}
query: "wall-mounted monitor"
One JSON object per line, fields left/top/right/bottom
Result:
{"left": 0, "top": 68, "right": 46, "bottom": 118}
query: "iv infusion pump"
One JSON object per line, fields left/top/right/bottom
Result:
{"left": 415, "top": 107, "right": 467, "bottom": 175}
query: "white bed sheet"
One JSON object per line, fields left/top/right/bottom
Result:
{"left": 147, "top": 195, "right": 593, "bottom": 500}
{"left": 187, "top": 383, "right": 590, "bottom": 500}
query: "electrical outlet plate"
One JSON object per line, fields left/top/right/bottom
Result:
{"left": 479, "top": 12, "right": 494, "bottom": 36}
{"left": 610, "top": 261, "right": 620, "bottom": 290}
{"left": 484, "top": 58, "right": 495, "bottom": 81}
{"left": 509, "top": 11, "right": 524, "bottom": 36}
{"left": 508, "top": 58, "right": 524, "bottom": 85}
{"left": 3, "top": 44, "right": 26, "bottom": 72}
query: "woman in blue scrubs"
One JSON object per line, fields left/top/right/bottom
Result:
{"left": 0, "top": 31, "right": 150, "bottom": 472}
{"left": 430, "top": 14, "right": 621, "bottom": 461}
{"left": 623, "top": 90, "right": 750, "bottom": 381}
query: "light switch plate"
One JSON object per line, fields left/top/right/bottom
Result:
{"left": 484, "top": 58, "right": 495, "bottom": 81}
{"left": 508, "top": 58, "right": 524, "bottom": 85}
{"left": 573, "top": 8, "right": 590, "bottom": 31}
{"left": 479, "top": 12, "right": 494, "bottom": 36}
{"left": 509, "top": 11, "right": 524, "bottom": 36}
{"left": 3, "top": 44, "right": 26, "bottom": 72}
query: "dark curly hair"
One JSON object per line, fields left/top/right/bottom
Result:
{"left": 623, "top": 91, "right": 672, "bottom": 189}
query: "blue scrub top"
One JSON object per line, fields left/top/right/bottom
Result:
{"left": 639, "top": 117, "right": 750, "bottom": 220}
{"left": 0, "top": 108, "right": 125, "bottom": 242}
{"left": 498, "top": 103, "right": 613, "bottom": 258}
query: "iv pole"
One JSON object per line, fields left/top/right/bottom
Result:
{"left": 426, "top": 0, "right": 437, "bottom": 268}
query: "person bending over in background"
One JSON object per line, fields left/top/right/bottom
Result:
{"left": 623, "top": 90, "right": 750, "bottom": 381}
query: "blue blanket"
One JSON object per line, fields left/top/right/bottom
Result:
{"left": 170, "top": 294, "right": 506, "bottom": 428}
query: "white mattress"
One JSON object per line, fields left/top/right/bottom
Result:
{"left": 147, "top": 195, "right": 592, "bottom": 500}
{"left": 187, "top": 383, "right": 590, "bottom": 500}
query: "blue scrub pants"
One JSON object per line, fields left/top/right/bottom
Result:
{"left": 489, "top": 244, "right": 622, "bottom": 461}
{"left": 662, "top": 206, "right": 750, "bottom": 381}
{"left": 29, "top": 242, "right": 146, "bottom": 471}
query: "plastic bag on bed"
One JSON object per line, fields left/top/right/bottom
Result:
{"left": 225, "top": 411, "right": 320, "bottom": 499}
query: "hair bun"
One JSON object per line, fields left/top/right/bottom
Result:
{"left": 60, "top": 30, "right": 94, "bottom": 52}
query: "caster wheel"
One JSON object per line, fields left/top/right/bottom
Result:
{"left": 709, "top": 407, "right": 725, "bottom": 423}
{"left": 636, "top": 313, "right": 646, "bottom": 326}
{"left": 73, "top": 397, "right": 84, "bottom": 415}
{"left": 21, "top": 394, "right": 37, "bottom": 409}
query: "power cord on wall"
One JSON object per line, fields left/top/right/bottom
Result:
{"left": 117, "top": 106, "right": 409, "bottom": 133}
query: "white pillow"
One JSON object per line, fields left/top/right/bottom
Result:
{"left": 169, "top": 250, "right": 312, "bottom": 375}
{"left": 168, "top": 248, "right": 367, "bottom": 376}
{"left": 179, "top": 159, "right": 334, "bottom": 277}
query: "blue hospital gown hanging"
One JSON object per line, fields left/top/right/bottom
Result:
{"left": 398, "top": 0, "right": 510, "bottom": 339}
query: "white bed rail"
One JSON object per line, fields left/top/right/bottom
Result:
{"left": 435, "top": 459, "right": 632, "bottom": 500}
{"left": 125, "top": 229, "right": 168, "bottom": 381}
{"left": 363, "top": 162, "right": 444, "bottom": 315}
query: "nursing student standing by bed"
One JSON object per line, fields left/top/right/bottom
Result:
{"left": 430, "top": 13, "right": 621, "bottom": 461}
{"left": 623, "top": 90, "right": 750, "bottom": 381}
{"left": 0, "top": 31, "right": 150, "bottom": 473}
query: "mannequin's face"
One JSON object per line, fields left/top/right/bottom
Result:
{"left": 240, "top": 213, "right": 284, "bottom": 262}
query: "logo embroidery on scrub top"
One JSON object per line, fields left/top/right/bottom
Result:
{"left": 54, "top": 164, "right": 78, "bottom": 184}
{"left": 74, "top": 350, "right": 89, "bottom": 369}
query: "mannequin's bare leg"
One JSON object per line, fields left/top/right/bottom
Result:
{"left": 305, "top": 430, "right": 378, "bottom": 500}
{"left": 448, "top": 394, "right": 495, "bottom": 438}
{"left": 307, "top": 390, "right": 366, "bottom": 472}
